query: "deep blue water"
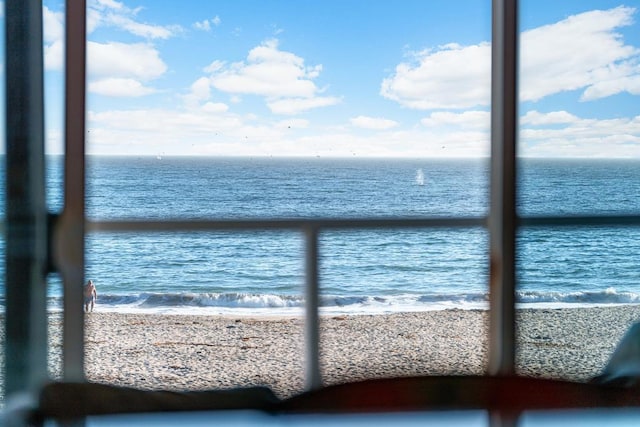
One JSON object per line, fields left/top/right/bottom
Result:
{"left": 4, "top": 156, "right": 640, "bottom": 314}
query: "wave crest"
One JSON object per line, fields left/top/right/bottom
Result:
{"left": 41, "top": 287, "right": 640, "bottom": 314}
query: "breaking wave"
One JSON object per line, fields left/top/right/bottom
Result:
{"left": 39, "top": 287, "right": 640, "bottom": 315}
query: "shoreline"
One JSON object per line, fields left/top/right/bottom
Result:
{"left": 37, "top": 305, "right": 640, "bottom": 398}
{"left": 42, "top": 301, "right": 640, "bottom": 318}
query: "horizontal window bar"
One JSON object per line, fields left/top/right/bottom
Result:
{"left": 518, "top": 215, "right": 640, "bottom": 227}
{"left": 86, "top": 217, "right": 487, "bottom": 232}
{"left": 83, "top": 215, "right": 640, "bottom": 233}
{"left": 1, "top": 215, "right": 638, "bottom": 236}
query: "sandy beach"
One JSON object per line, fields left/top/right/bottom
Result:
{"left": 41, "top": 305, "right": 640, "bottom": 398}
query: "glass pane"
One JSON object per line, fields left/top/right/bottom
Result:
{"left": 84, "top": 231, "right": 306, "bottom": 396}
{"left": 517, "top": 0, "right": 640, "bottom": 383}
{"left": 320, "top": 228, "right": 489, "bottom": 385}
{"left": 42, "top": 0, "right": 492, "bottom": 399}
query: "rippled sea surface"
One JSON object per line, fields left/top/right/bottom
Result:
{"left": 5, "top": 156, "right": 640, "bottom": 315}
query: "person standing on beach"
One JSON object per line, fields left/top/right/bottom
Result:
{"left": 84, "top": 279, "right": 97, "bottom": 312}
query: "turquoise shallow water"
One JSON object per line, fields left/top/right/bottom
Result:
{"left": 3, "top": 156, "right": 640, "bottom": 315}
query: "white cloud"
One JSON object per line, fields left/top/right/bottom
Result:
{"left": 91, "top": 0, "right": 125, "bottom": 11}
{"left": 193, "top": 16, "right": 221, "bottom": 31}
{"left": 88, "top": 108, "right": 242, "bottom": 136}
{"left": 581, "top": 74, "right": 640, "bottom": 101}
{"left": 350, "top": 115, "right": 399, "bottom": 130}
{"left": 88, "top": 41, "right": 167, "bottom": 81}
{"left": 43, "top": 3, "right": 171, "bottom": 97}
{"left": 276, "top": 119, "right": 309, "bottom": 129}
{"left": 83, "top": 106, "right": 492, "bottom": 157}
{"left": 521, "top": 110, "right": 579, "bottom": 125}
{"left": 191, "top": 77, "right": 212, "bottom": 99}
{"left": 44, "top": 39, "right": 64, "bottom": 71}
{"left": 290, "top": 128, "right": 490, "bottom": 158}
{"left": 43, "top": 6, "right": 64, "bottom": 43}
{"left": 204, "top": 60, "right": 225, "bottom": 73}
{"left": 89, "top": 78, "right": 157, "bottom": 97}
{"left": 87, "top": 6, "right": 104, "bottom": 34}
{"left": 85, "top": 107, "right": 294, "bottom": 156}
{"left": 521, "top": 6, "right": 639, "bottom": 102}
{"left": 517, "top": 110, "right": 640, "bottom": 157}
{"left": 107, "top": 15, "right": 177, "bottom": 39}
{"left": 382, "top": 6, "right": 640, "bottom": 109}
{"left": 202, "top": 102, "right": 229, "bottom": 114}
{"left": 210, "top": 40, "right": 317, "bottom": 98}
{"left": 267, "top": 96, "right": 341, "bottom": 115}
{"left": 381, "top": 42, "right": 491, "bottom": 109}
{"left": 87, "top": 0, "right": 181, "bottom": 39}
{"left": 200, "top": 39, "right": 339, "bottom": 114}
{"left": 182, "top": 77, "right": 212, "bottom": 107}
{"left": 193, "top": 20, "right": 211, "bottom": 31}
{"left": 421, "top": 110, "right": 490, "bottom": 129}
{"left": 84, "top": 42, "right": 167, "bottom": 97}
{"left": 520, "top": 114, "right": 640, "bottom": 158}
{"left": 78, "top": 101, "right": 640, "bottom": 158}
{"left": 43, "top": 6, "right": 65, "bottom": 70}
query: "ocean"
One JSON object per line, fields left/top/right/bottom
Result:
{"left": 6, "top": 156, "right": 640, "bottom": 315}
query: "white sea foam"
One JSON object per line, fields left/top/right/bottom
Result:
{"left": 41, "top": 288, "right": 640, "bottom": 316}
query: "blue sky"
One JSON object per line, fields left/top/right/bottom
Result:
{"left": 8, "top": 0, "right": 640, "bottom": 157}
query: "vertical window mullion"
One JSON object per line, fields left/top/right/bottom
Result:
{"left": 4, "top": 0, "right": 48, "bottom": 396}
{"left": 58, "top": 0, "right": 88, "bottom": 382}
{"left": 304, "top": 227, "right": 321, "bottom": 391}
{"left": 489, "top": 0, "right": 519, "bottom": 377}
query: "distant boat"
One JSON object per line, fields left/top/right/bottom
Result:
{"left": 415, "top": 168, "right": 425, "bottom": 186}
{"left": 156, "top": 155, "right": 162, "bottom": 160}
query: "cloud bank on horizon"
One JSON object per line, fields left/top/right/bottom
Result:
{"left": 33, "top": 1, "right": 640, "bottom": 157}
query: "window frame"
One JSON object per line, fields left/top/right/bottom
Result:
{"left": 4, "top": 0, "right": 640, "bottom": 424}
